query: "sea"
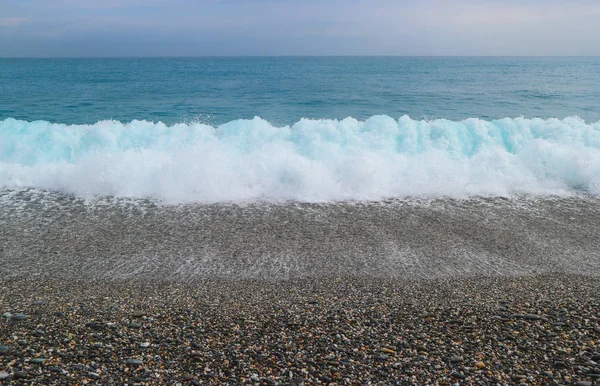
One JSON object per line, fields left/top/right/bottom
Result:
{"left": 1, "top": 57, "right": 599, "bottom": 280}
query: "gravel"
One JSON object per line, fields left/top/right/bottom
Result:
{"left": 1, "top": 274, "right": 599, "bottom": 385}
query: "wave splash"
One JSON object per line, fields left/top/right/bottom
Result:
{"left": 1, "top": 115, "right": 599, "bottom": 203}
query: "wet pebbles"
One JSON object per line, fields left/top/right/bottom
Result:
{"left": 1, "top": 274, "right": 599, "bottom": 385}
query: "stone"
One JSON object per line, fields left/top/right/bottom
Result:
{"left": 450, "top": 355, "right": 463, "bottom": 363}
{"left": 290, "top": 376, "right": 305, "bottom": 386}
{"left": 13, "top": 314, "right": 28, "bottom": 321}
{"left": 14, "top": 371, "right": 27, "bottom": 379}
{"left": 0, "top": 345, "right": 8, "bottom": 354}
{"left": 524, "top": 314, "right": 541, "bottom": 320}
{"left": 31, "top": 358, "right": 47, "bottom": 364}
{"left": 126, "top": 358, "right": 143, "bottom": 366}
{"left": 140, "top": 342, "right": 150, "bottom": 348}
{"left": 554, "top": 361, "right": 567, "bottom": 368}
{"left": 0, "top": 371, "right": 9, "bottom": 380}
{"left": 451, "top": 372, "right": 466, "bottom": 379}
{"left": 475, "top": 361, "right": 486, "bottom": 369}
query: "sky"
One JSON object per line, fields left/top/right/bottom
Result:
{"left": 1, "top": 0, "right": 600, "bottom": 57}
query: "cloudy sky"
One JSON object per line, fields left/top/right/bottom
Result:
{"left": 1, "top": 0, "right": 599, "bottom": 56}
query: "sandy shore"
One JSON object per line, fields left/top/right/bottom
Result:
{"left": 1, "top": 275, "right": 599, "bottom": 385}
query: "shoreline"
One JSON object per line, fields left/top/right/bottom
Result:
{"left": 2, "top": 195, "right": 600, "bottom": 280}
{"left": 1, "top": 274, "right": 599, "bottom": 384}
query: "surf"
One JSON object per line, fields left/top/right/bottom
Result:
{"left": 1, "top": 115, "right": 599, "bottom": 203}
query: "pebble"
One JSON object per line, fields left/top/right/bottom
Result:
{"left": 31, "top": 358, "right": 47, "bottom": 364}
{"left": 14, "top": 371, "right": 27, "bottom": 379}
{"left": 126, "top": 358, "right": 143, "bottom": 366}
{"left": 523, "top": 314, "right": 541, "bottom": 320}
{"left": 574, "top": 382, "right": 592, "bottom": 386}
{"left": 451, "top": 372, "right": 466, "bottom": 379}
{"left": 140, "top": 342, "right": 151, "bottom": 348}
{"left": 0, "top": 371, "right": 9, "bottom": 380}
{"left": 13, "top": 313, "right": 28, "bottom": 321}
{"left": 0, "top": 345, "right": 8, "bottom": 354}
{"left": 450, "top": 355, "right": 463, "bottom": 363}
{"left": 290, "top": 376, "right": 305, "bottom": 386}
{"left": 475, "top": 361, "right": 486, "bottom": 369}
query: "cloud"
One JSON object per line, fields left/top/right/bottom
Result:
{"left": 0, "top": 17, "right": 30, "bottom": 27}
{"left": 1, "top": 0, "right": 600, "bottom": 56}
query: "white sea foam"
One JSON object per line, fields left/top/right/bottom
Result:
{"left": 1, "top": 115, "right": 599, "bottom": 203}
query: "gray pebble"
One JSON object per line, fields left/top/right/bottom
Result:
{"left": 451, "top": 372, "right": 466, "bottom": 379}
{"left": 13, "top": 313, "right": 28, "bottom": 321}
{"left": 450, "top": 355, "right": 463, "bottom": 363}
{"left": 14, "top": 371, "right": 27, "bottom": 379}
{"left": 126, "top": 358, "right": 143, "bottom": 365}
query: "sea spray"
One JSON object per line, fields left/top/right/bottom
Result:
{"left": 1, "top": 115, "right": 599, "bottom": 203}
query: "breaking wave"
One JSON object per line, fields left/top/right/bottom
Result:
{"left": 1, "top": 115, "right": 599, "bottom": 203}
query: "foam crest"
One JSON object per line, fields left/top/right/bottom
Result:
{"left": 1, "top": 115, "right": 599, "bottom": 203}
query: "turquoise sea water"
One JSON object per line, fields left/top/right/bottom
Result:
{"left": 2, "top": 57, "right": 600, "bottom": 124}
{"left": 1, "top": 57, "right": 600, "bottom": 203}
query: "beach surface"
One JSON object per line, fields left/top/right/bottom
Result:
{"left": 1, "top": 194, "right": 600, "bottom": 384}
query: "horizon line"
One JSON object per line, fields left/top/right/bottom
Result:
{"left": 1, "top": 55, "right": 600, "bottom": 59}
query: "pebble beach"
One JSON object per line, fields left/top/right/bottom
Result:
{"left": 1, "top": 275, "right": 600, "bottom": 385}
{"left": 2, "top": 195, "right": 600, "bottom": 384}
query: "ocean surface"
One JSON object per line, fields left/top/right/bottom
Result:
{"left": 1, "top": 57, "right": 600, "bottom": 203}
{"left": 1, "top": 57, "right": 600, "bottom": 279}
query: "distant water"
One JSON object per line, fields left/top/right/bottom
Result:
{"left": 1, "top": 57, "right": 600, "bottom": 203}
{"left": 2, "top": 57, "right": 600, "bottom": 125}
